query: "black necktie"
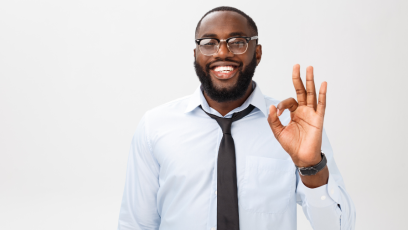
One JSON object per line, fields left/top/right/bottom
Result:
{"left": 200, "top": 104, "right": 255, "bottom": 230}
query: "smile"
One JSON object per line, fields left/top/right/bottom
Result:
{"left": 210, "top": 65, "right": 239, "bottom": 80}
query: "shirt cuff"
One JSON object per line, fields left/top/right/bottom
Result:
{"left": 299, "top": 173, "right": 341, "bottom": 208}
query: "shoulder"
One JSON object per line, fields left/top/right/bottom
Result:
{"left": 143, "top": 94, "right": 193, "bottom": 128}
{"left": 138, "top": 93, "right": 196, "bottom": 149}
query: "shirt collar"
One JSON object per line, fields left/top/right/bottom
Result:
{"left": 184, "top": 81, "right": 268, "bottom": 117}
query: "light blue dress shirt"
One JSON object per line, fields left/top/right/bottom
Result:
{"left": 118, "top": 83, "right": 356, "bottom": 230}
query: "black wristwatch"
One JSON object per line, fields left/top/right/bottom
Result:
{"left": 296, "top": 151, "right": 327, "bottom": 176}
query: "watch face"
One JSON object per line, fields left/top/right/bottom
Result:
{"left": 299, "top": 167, "right": 319, "bottom": 176}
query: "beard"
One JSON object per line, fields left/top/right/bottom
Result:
{"left": 194, "top": 53, "right": 257, "bottom": 103}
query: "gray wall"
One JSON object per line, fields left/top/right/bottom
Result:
{"left": 1, "top": 0, "right": 407, "bottom": 229}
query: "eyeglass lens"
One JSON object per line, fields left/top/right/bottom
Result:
{"left": 199, "top": 38, "right": 248, "bottom": 55}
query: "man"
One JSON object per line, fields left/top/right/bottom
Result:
{"left": 118, "top": 6, "right": 356, "bottom": 230}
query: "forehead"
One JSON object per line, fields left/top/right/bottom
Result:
{"left": 197, "top": 11, "right": 251, "bottom": 38}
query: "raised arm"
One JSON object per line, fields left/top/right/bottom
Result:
{"left": 267, "top": 64, "right": 356, "bottom": 229}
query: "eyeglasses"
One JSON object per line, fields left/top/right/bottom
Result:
{"left": 195, "top": 36, "right": 258, "bottom": 56}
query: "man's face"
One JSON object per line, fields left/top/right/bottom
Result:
{"left": 194, "top": 11, "right": 262, "bottom": 102}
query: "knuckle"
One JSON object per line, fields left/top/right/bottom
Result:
{"left": 296, "top": 89, "right": 305, "bottom": 95}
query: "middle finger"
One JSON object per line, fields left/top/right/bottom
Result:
{"left": 306, "top": 66, "right": 317, "bottom": 110}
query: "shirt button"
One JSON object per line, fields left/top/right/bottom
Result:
{"left": 211, "top": 227, "right": 216, "bottom": 230}
{"left": 321, "top": 195, "right": 326, "bottom": 200}
{"left": 215, "top": 190, "right": 217, "bottom": 195}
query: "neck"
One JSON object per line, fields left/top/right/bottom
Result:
{"left": 203, "top": 81, "right": 254, "bottom": 116}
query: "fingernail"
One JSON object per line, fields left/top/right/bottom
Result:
{"left": 277, "top": 109, "right": 280, "bottom": 116}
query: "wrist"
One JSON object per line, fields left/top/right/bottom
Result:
{"left": 295, "top": 151, "right": 327, "bottom": 176}
{"left": 300, "top": 166, "right": 329, "bottom": 188}
{"left": 292, "top": 151, "right": 322, "bottom": 168}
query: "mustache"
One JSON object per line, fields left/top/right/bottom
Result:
{"left": 205, "top": 58, "right": 243, "bottom": 70}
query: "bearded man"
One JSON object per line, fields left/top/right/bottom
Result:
{"left": 118, "top": 6, "right": 356, "bottom": 230}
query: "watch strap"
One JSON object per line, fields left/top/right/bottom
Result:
{"left": 296, "top": 151, "right": 327, "bottom": 176}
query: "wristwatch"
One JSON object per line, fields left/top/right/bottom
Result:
{"left": 296, "top": 151, "right": 327, "bottom": 176}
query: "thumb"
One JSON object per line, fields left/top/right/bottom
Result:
{"left": 267, "top": 105, "right": 285, "bottom": 140}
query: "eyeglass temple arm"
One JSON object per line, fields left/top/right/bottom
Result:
{"left": 249, "top": 36, "right": 258, "bottom": 41}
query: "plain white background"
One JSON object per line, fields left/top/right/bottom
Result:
{"left": 1, "top": 0, "right": 407, "bottom": 229}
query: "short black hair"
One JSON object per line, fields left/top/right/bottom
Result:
{"left": 195, "top": 6, "right": 258, "bottom": 38}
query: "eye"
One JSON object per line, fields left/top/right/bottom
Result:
{"left": 200, "top": 39, "right": 218, "bottom": 46}
{"left": 230, "top": 41, "right": 245, "bottom": 45}
{"left": 202, "top": 42, "right": 217, "bottom": 46}
{"left": 228, "top": 38, "right": 247, "bottom": 46}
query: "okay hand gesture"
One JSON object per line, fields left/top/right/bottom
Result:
{"left": 267, "top": 64, "right": 327, "bottom": 167}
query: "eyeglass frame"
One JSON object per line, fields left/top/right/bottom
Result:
{"left": 195, "top": 36, "right": 258, "bottom": 56}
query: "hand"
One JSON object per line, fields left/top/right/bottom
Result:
{"left": 267, "top": 64, "right": 327, "bottom": 167}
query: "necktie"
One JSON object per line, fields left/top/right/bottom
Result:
{"left": 200, "top": 104, "right": 255, "bottom": 230}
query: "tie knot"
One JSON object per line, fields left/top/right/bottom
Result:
{"left": 214, "top": 117, "right": 233, "bottom": 134}
{"left": 199, "top": 104, "right": 255, "bottom": 135}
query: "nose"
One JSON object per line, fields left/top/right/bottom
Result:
{"left": 213, "top": 41, "right": 234, "bottom": 59}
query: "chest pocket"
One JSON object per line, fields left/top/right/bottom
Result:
{"left": 240, "top": 156, "right": 296, "bottom": 214}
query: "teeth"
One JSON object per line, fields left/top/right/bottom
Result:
{"left": 214, "top": 66, "right": 234, "bottom": 72}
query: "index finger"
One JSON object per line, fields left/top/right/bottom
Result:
{"left": 292, "top": 64, "right": 307, "bottom": 106}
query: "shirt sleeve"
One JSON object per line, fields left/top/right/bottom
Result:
{"left": 118, "top": 113, "right": 161, "bottom": 230}
{"left": 296, "top": 129, "right": 356, "bottom": 230}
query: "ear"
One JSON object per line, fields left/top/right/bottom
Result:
{"left": 255, "top": 44, "right": 262, "bottom": 66}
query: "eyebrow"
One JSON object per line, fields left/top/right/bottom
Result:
{"left": 200, "top": 33, "right": 217, "bottom": 38}
{"left": 199, "top": 31, "right": 248, "bottom": 39}
{"left": 229, "top": 32, "right": 247, "bottom": 37}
